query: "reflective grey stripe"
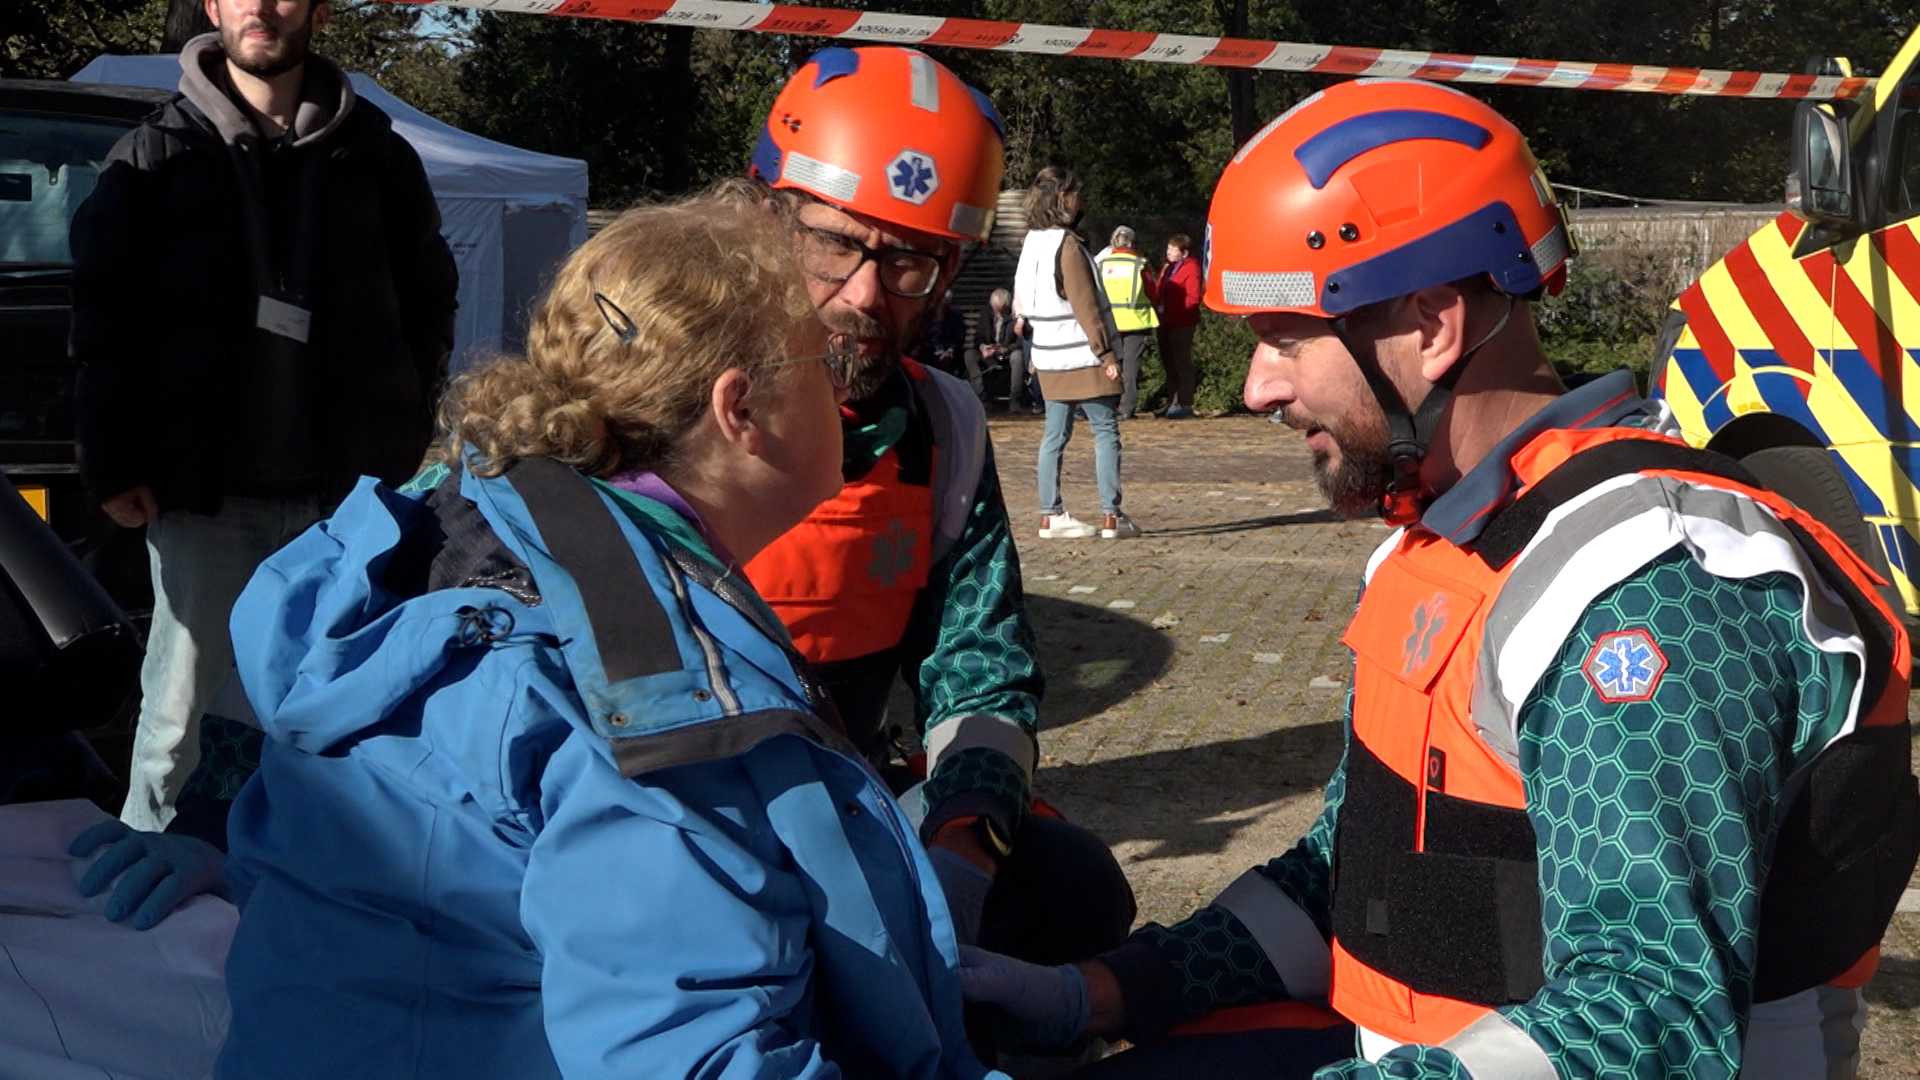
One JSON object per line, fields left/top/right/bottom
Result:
{"left": 908, "top": 51, "right": 940, "bottom": 112}
{"left": 925, "top": 712, "right": 1037, "bottom": 780}
{"left": 1529, "top": 224, "right": 1569, "bottom": 274}
{"left": 949, "top": 201, "right": 990, "bottom": 239}
{"left": 1440, "top": 1012, "right": 1559, "bottom": 1080}
{"left": 1738, "top": 984, "right": 1865, "bottom": 1080}
{"left": 1816, "top": 984, "right": 1865, "bottom": 1080}
{"left": 1471, "top": 473, "right": 1866, "bottom": 770}
{"left": 1211, "top": 869, "right": 1331, "bottom": 999}
{"left": 1221, "top": 269, "right": 1315, "bottom": 309}
{"left": 913, "top": 366, "right": 988, "bottom": 565}
{"left": 783, "top": 150, "right": 859, "bottom": 203}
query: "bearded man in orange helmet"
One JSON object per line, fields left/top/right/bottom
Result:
{"left": 959, "top": 79, "right": 1918, "bottom": 1079}
{"left": 744, "top": 46, "right": 1135, "bottom": 987}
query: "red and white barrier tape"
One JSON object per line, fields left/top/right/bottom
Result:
{"left": 389, "top": 0, "right": 1875, "bottom": 100}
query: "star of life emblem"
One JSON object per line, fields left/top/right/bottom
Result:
{"left": 887, "top": 149, "right": 939, "bottom": 205}
{"left": 869, "top": 519, "right": 918, "bottom": 588}
{"left": 1582, "top": 629, "right": 1667, "bottom": 703}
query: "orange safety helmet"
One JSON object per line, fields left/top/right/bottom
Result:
{"left": 751, "top": 47, "right": 1006, "bottom": 244}
{"left": 1204, "top": 79, "right": 1573, "bottom": 318}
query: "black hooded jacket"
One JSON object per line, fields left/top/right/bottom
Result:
{"left": 70, "top": 35, "right": 457, "bottom": 512}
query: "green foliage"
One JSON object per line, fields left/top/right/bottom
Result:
{"left": 1535, "top": 244, "right": 1677, "bottom": 384}
{"left": 0, "top": 0, "right": 161, "bottom": 79}
{"left": 315, "top": 1, "right": 467, "bottom": 123}
{"left": 457, "top": 13, "right": 790, "bottom": 207}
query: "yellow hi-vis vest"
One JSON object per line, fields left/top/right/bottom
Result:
{"left": 1098, "top": 250, "right": 1159, "bottom": 333}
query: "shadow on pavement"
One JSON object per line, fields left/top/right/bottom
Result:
{"left": 1043, "top": 722, "right": 1345, "bottom": 861}
{"left": 1145, "top": 509, "right": 1343, "bottom": 538}
{"left": 1030, "top": 594, "right": 1176, "bottom": 734}
{"left": 1869, "top": 954, "right": 1920, "bottom": 1008}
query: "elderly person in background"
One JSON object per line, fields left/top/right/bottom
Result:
{"left": 968, "top": 287, "right": 1036, "bottom": 412}
{"left": 1096, "top": 226, "right": 1159, "bottom": 420}
{"left": 1014, "top": 166, "right": 1137, "bottom": 540}
{"left": 211, "top": 186, "right": 995, "bottom": 1079}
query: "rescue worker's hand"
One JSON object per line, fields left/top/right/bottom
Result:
{"left": 929, "top": 846, "right": 992, "bottom": 946}
{"left": 957, "top": 945, "right": 1090, "bottom": 1050}
{"left": 100, "top": 485, "right": 158, "bottom": 528}
{"left": 69, "top": 820, "right": 231, "bottom": 929}
{"left": 1102, "top": 363, "right": 1120, "bottom": 382}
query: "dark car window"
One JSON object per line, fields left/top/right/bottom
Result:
{"left": 0, "top": 112, "right": 129, "bottom": 271}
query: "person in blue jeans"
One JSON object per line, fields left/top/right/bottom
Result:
{"left": 1014, "top": 167, "right": 1138, "bottom": 540}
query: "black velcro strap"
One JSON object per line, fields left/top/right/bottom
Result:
{"left": 1474, "top": 439, "right": 1762, "bottom": 570}
{"left": 1331, "top": 737, "right": 1545, "bottom": 1006}
{"left": 506, "top": 457, "right": 679, "bottom": 684}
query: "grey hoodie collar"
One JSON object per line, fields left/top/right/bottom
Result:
{"left": 178, "top": 32, "right": 355, "bottom": 148}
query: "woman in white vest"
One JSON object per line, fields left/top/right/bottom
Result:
{"left": 1013, "top": 167, "right": 1139, "bottom": 540}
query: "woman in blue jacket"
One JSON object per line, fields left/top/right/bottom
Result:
{"left": 214, "top": 186, "right": 1006, "bottom": 1079}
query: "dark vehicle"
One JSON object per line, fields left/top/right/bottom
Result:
{"left": 0, "top": 79, "right": 170, "bottom": 622}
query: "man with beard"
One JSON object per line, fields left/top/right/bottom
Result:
{"left": 71, "top": 0, "right": 456, "bottom": 832}
{"left": 744, "top": 46, "right": 1135, "bottom": 999}
{"left": 959, "top": 80, "right": 1917, "bottom": 1080}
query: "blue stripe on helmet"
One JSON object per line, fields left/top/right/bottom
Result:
{"left": 1294, "top": 109, "right": 1491, "bottom": 190}
{"left": 750, "top": 123, "right": 782, "bottom": 182}
{"left": 1319, "top": 202, "right": 1538, "bottom": 315}
{"left": 806, "top": 47, "right": 861, "bottom": 88}
{"left": 967, "top": 85, "right": 1006, "bottom": 139}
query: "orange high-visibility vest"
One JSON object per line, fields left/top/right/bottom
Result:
{"left": 1330, "top": 425, "right": 1915, "bottom": 1049}
{"left": 744, "top": 360, "right": 986, "bottom": 665}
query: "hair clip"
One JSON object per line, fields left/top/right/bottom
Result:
{"left": 593, "top": 291, "right": 639, "bottom": 344}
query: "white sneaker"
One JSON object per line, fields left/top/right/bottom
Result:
{"left": 1101, "top": 513, "right": 1142, "bottom": 539}
{"left": 1038, "top": 512, "right": 1097, "bottom": 539}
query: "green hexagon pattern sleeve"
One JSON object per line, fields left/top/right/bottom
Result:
{"left": 911, "top": 438, "right": 1045, "bottom": 837}
{"left": 1105, "top": 694, "right": 1350, "bottom": 1042}
{"left": 1313, "top": 549, "right": 1857, "bottom": 1079}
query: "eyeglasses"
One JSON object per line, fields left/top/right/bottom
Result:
{"left": 781, "top": 331, "right": 859, "bottom": 389}
{"left": 795, "top": 225, "right": 945, "bottom": 299}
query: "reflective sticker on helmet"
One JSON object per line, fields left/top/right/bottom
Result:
{"left": 1531, "top": 169, "right": 1552, "bottom": 207}
{"left": 909, "top": 51, "right": 940, "bottom": 112}
{"left": 887, "top": 149, "right": 939, "bottom": 205}
{"left": 1530, "top": 224, "right": 1569, "bottom": 273}
{"left": 785, "top": 150, "right": 861, "bottom": 203}
{"left": 1222, "top": 270, "right": 1316, "bottom": 309}
{"left": 950, "top": 202, "right": 991, "bottom": 239}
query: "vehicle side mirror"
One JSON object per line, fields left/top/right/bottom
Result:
{"left": 1787, "top": 102, "right": 1857, "bottom": 228}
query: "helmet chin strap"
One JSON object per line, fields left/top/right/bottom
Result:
{"left": 1330, "top": 294, "right": 1516, "bottom": 526}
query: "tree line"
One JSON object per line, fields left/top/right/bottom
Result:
{"left": 8, "top": 0, "right": 1920, "bottom": 213}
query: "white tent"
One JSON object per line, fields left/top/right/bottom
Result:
{"left": 71, "top": 53, "right": 589, "bottom": 371}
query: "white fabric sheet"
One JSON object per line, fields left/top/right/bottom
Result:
{"left": 0, "top": 799, "right": 235, "bottom": 1080}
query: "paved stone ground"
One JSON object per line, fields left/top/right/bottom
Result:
{"left": 985, "top": 411, "right": 1920, "bottom": 1078}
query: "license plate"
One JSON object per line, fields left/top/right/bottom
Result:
{"left": 17, "top": 485, "right": 48, "bottom": 521}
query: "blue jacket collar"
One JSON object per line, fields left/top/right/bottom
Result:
{"left": 1419, "top": 369, "right": 1649, "bottom": 546}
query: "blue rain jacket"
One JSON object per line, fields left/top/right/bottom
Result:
{"left": 215, "top": 462, "right": 999, "bottom": 1080}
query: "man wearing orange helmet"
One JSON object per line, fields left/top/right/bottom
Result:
{"left": 960, "top": 79, "right": 1917, "bottom": 1079}
{"left": 744, "top": 46, "right": 1134, "bottom": 980}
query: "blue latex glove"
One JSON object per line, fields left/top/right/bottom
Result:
{"left": 929, "top": 846, "right": 993, "bottom": 947}
{"left": 957, "top": 944, "right": 1090, "bottom": 1051}
{"left": 68, "top": 820, "right": 231, "bottom": 930}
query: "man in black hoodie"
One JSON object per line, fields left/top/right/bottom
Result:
{"left": 70, "top": 0, "right": 457, "bottom": 831}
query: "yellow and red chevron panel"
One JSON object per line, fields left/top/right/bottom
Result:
{"left": 1654, "top": 212, "right": 1920, "bottom": 613}
{"left": 388, "top": 0, "right": 1875, "bottom": 100}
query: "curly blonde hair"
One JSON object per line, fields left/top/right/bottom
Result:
{"left": 441, "top": 182, "right": 816, "bottom": 478}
